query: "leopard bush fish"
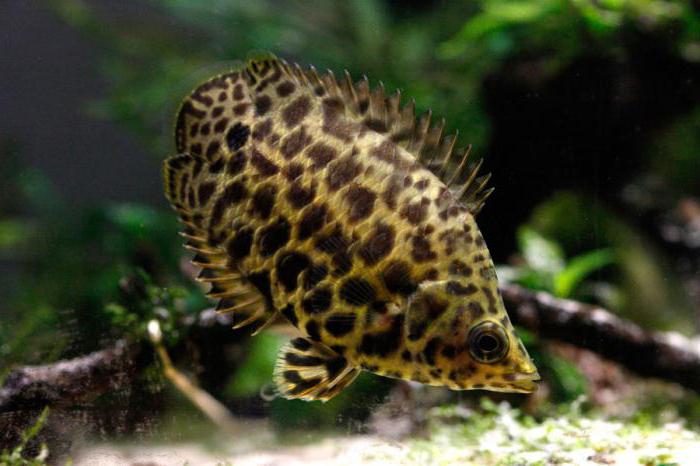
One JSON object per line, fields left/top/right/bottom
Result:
{"left": 163, "top": 53, "right": 539, "bottom": 401}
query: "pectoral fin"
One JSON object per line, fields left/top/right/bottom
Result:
{"left": 273, "top": 337, "right": 359, "bottom": 402}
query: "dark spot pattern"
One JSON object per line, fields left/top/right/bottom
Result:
{"left": 441, "top": 345, "right": 457, "bottom": 359}
{"left": 251, "top": 184, "right": 277, "bottom": 219}
{"left": 302, "top": 287, "right": 333, "bottom": 314}
{"left": 250, "top": 149, "right": 279, "bottom": 177}
{"left": 277, "top": 252, "right": 310, "bottom": 292}
{"left": 190, "top": 143, "right": 202, "bottom": 156}
{"left": 286, "top": 353, "right": 324, "bottom": 366}
{"left": 339, "top": 277, "right": 376, "bottom": 306}
{"left": 276, "top": 81, "right": 296, "bottom": 97}
{"left": 280, "top": 127, "right": 312, "bottom": 160}
{"left": 283, "top": 162, "right": 304, "bottom": 181}
{"left": 408, "top": 319, "right": 428, "bottom": 342}
{"left": 325, "top": 356, "right": 347, "bottom": 379}
{"left": 359, "top": 315, "right": 404, "bottom": 357}
{"left": 292, "top": 337, "right": 312, "bottom": 351}
{"left": 326, "top": 157, "right": 361, "bottom": 192}
{"left": 481, "top": 286, "right": 498, "bottom": 314}
{"left": 330, "top": 345, "right": 346, "bottom": 354}
{"left": 316, "top": 229, "right": 350, "bottom": 254}
{"left": 306, "top": 143, "right": 337, "bottom": 170}
{"left": 344, "top": 186, "right": 376, "bottom": 223}
{"left": 214, "top": 118, "right": 229, "bottom": 133}
{"left": 303, "top": 264, "right": 328, "bottom": 290}
{"left": 364, "top": 118, "right": 387, "bottom": 133}
{"left": 415, "top": 179, "right": 430, "bottom": 190}
{"left": 446, "top": 281, "right": 478, "bottom": 296}
{"left": 233, "top": 103, "right": 250, "bottom": 115}
{"left": 422, "top": 294, "right": 448, "bottom": 321}
{"left": 287, "top": 181, "right": 316, "bottom": 209}
{"left": 283, "top": 369, "right": 302, "bottom": 384}
{"left": 325, "top": 313, "right": 356, "bottom": 337}
{"left": 358, "top": 223, "right": 395, "bottom": 265}
{"left": 233, "top": 84, "right": 244, "bottom": 100}
{"left": 371, "top": 140, "right": 412, "bottom": 171}
{"left": 411, "top": 236, "right": 437, "bottom": 262}
{"left": 197, "top": 182, "right": 216, "bottom": 205}
{"left": 467, "top": 302, "right": 485, "bottom": 319}
{"left": 400, "top": 200, "right": 429, "bottom": 225}
{"left": 422, "top": 337, "right": 440, "bottom": 366}
{"left": 288, "top": 376, "right": 322, "bottom": 396}
{"left": 205, "top": 141, "right": 221, "bottom": 161}
{"left": 382, "top": 176, "right": 402, "bottom": 210}
{"left": 449, "top": 260, "right": 473, "bottom": 277}
{"left": 255, "top": 95, "right": 272, "bottom": 115}
{"left": 226, "top": 123, "right": 250, "bottom": 151}
{"left": 252, "top": 119, "right": 272, "bottom": 141}
{"left": 300, "top": 319, "right": 321, "bottom": 344}
{"left": 382, "top": 260, "right": 417, "bottom": 296}
{"left": 248, "top": 270, "right": 273, "bottom": 304}
{"left": 282, "top": 95, "right": 311, "bottom": 128}
{"left": 331, "top": 251, "right": 353, "bottom": 277}
{"left": 259, "top": 218, "right": 291, "bottom": 256}
{"left": 210, "top": 181, "right": 247, "bottom": 227}
{"left": 321, "top": 97, "right": 357, "bottom": 142}
{"left": 298, "top": 204, "right": 327, "bottom": 241}
{"left": 226, "top": 151, "right": 247, "bottom": 175}
{"left": 281, "top": 304, "right": 298, "bottom": 326}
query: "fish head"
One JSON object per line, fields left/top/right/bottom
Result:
{"left": 405, "top": 272, "right": 539, "bottom": 393}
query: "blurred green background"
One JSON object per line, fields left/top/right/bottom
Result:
{"left": 1, "top": 0, "right": 699, "bottom": 460}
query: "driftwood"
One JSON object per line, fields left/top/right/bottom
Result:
{"left": 2, "top": 286, "right": 700, "bottom": 414}
{"left": 0, "top": 309, "right": 238, "bottom": 414}
{"left": 501, "top": 283, "right": 700, "bottom": 392}
{"left": 0, "top": 340, "right": 141, "bottom": 413}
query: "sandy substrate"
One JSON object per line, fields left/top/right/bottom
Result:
{"left": 71, "top": 407, "right": 700, "bottom": 466}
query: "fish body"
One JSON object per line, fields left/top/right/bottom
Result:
{"left": 164, "top": 54, "right": 539, "bottom": 401}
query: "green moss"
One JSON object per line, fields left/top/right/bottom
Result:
{"left": 0, "top": 408, "right": 50, "bottom": 466}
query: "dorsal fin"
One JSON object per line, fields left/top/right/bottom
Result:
{"left": 163, "top": 154, "right": 274, "bottom": 335}
{"left": 245, "top": 54, "right": 493, "bottom": 215}
{"left": 175, "top": 53, "right": 493, "bottom": 215}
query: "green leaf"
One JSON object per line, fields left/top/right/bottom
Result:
{"left": 554, "top": 248, "right": 615, "bottom": 298}
{"left": 544, "top": 352, "right": 588, "bottom": 401}
{"left": 0, "top": 220, "right": 28, "bottom": 249}
{"left": 225, "top": 333, "right": 286, "bottom": 397}
{"left": 518, "top": 226, "right": 565, "bottom": 277}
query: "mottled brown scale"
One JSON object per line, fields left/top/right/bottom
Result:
{"left": 163, "top": 53, "right": 537, "bottom": 402}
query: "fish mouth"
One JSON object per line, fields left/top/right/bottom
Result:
{"left": 508, "top": 371, "right": 541, "bottom": 393}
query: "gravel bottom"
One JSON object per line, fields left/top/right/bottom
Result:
{"left": 71, "top": 402, "right": 700, "bottom": 466}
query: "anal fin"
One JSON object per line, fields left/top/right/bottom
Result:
{"left": 273, "top": 337, "right": 359, "bottom": 402}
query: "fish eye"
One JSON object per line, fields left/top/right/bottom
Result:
{"left": 468, "top": 321, "right": 509, "bottom": 363}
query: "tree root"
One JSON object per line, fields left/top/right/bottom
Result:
{"left": 3, "top": 287, "right": 700, "bottom": 415}
{"left": 501, "top": 283, "right": 700, "bottom": 392}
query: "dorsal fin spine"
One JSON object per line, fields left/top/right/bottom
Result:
{"left": 445, "top": 142, "right": 470, "bottom": 186}
{"left": 343, "top": 70, "right": 358, "bottom": 104}
{"left": 246, "top": 53, "right": 493, "bottom": 215}
{"left": 454, "top": 158, "right": 484, "bottom": 199}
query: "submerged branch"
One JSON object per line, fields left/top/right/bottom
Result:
{"left": 0, "top": 308, "right": 237, "bottom": 414}
{"left": 3, "top": 288, "right": 700, "bottom": 414}
{"left": 0, "top": 340, "right": 141, "bottom": 413}
{"left": 501, "top": 283, "right": 700, "bottom": 392}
